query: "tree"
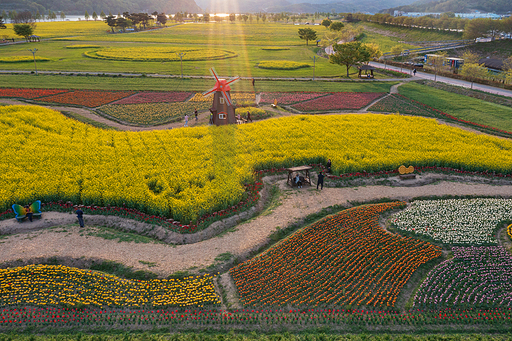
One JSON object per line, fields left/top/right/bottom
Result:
{"left": 242, "top": 15, "right": 248, "bottom": 23}
{"left": 104, "top": 15, "right": 117, "bottom": 32}
{"left": 329, "top": 41, "right": 371, "bottom": 77}
{"left": 321, "top": 18, "right": 332, "bottom": 28}
{"left": 13, "top": 24, "right": 33, "bottom": 41}
{"left": 60, "top": 11, "right": 65, "bottom": 20}
{"left": 363, "top": 43, "right": 382, "bottom": 60}
{"left": 157, "top": 13, "right": 167, "bottom": 26}
{"left": 100, "top": 11, "right": 106, "bottom": 20}
{"left": 0, "top": 16, "right": 5, "bottom": 29}
{"left": 429, "top": 53, "right": 446, "bottom": 81}
{"left": 92, "top": 11, "right": 98, "bottom": 21}
{"left": 390, "top": 45, "right": 403, "bottom": 57}
{"left": 298, "top": 28, "right": 317, "bottom": 46}
{"left": 84, "top": 11, "right": 90, "bottom": 21}
{"left": 116, "top": 17, "right": 131, "bottom": 32}
{"left": 459, "top": 62, "right": 488, "bottom": 89}
{"left": 35, "top": 10, "right": 41, "bottom": 21}
{"left": 462, "top": 50, "right": 479, "bottom": 64}
{"left": 229, "top": 13, "right": 235, "bottom": 23}
{"left": 13, "top": 11, "right": 34, "bottom": 24}
{"left": 329, "top": 21, "right": 344, "bottom": 31}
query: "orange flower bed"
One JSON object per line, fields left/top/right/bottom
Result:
{"left": 35, "top": 90, "right": 135, "bottom": 107}
{"left": 230, "top": 202, "right": 442, "bottom": 308}
{"left": 0, "top": 88, "right": 69, "bottom": 99}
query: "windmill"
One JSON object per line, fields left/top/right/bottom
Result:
{"left": 203, "top": 68, "right": 240, "bottom": 126}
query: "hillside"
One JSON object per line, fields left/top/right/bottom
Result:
{"left": 194, "top": 0, "right": 420, "bottom": 14}
{"left": 0, "top": 0, "right": 202, "bottom": 15}
{"left": 383, "top": 0, "right": 512, "bottom": 14}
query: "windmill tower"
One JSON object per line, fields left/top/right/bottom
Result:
{"left": 203, "top": 68, "right": 240, "bottom": 126}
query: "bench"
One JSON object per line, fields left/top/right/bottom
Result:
{"left": 399, "top": 173, "right": 416, "bottom": 180}
{"left": 12, "top": 200, "right": 42, "bottom": 222}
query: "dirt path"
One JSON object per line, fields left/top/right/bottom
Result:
{"left": 2, "top": 176, "right": 512, "bottom": 277}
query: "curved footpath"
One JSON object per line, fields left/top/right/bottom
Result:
{"left": 2, "top": 175, "right": 512, "bottom": 276}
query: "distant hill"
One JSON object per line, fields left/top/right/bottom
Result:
{"left": 0, "top": 0, "right": 202, "bottom": 15}
{"left": 382, "top": 0, "right": 512, "bottom": 14}
{"left": 194, "top": 0, "right": 421, "bottom": 14}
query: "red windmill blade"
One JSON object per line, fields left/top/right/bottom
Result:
{"left": 202, "top": 68, "right": 240, "bottom": 106}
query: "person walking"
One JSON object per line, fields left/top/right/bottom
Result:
{"left": 184, "top": 114, "right": 189, "bottom": 127}
{"left": 252, "top": 78, "right": 255, "bottom": 87}
{"left": 194, "top": 109, "right": 198, "bottom": 121}
{"left": 247, "top": 111, "right": 252, "bottom": 123}
{"left": 317, "top": 171, "right": 324, "bottom": 190}
{"left": 75, "top": 206, "right": 84, "bottom": 228}
{"left": 413, "top": 68, "right": 417, "bottom": 76}
{"left": 326, "top": 159, "right": 332, "bottom": 173}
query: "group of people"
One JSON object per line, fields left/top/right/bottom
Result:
{"left": 184, "top": 109, "right": 199, "bottom": 127}
{"left": 294, "top": 159, "right": 331, "bottom": 190}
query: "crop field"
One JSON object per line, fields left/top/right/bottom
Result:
{"left": 230, "top": 202, "right": 441, "bottom": 307}
{"left": 0, "top": 264, "right": 219, "bottom": 308}
{"left": 2, "top": 18, "right": 512, "bottom": 338}
{"left": 0, "top": 21, "right": 417, "bottom": 77}
{"left": 398, "top": 82, "right": 512, "bottom": 132}
{"left": 3, "top": 105, "right": 512, "bottom": 225}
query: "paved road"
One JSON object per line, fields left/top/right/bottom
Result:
{"left": 369, "top": 61, "right": 512, "bottom": 98}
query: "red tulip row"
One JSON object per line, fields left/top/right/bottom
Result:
{"left": 291, "top": 92, "right": 385, "bottom": 112}
{"left": 0, "top": 88, "right": 69, "bottom": 99}
{"left": 0, "top": 306, "right": 509, "bottom": 330}
{"left": 230, "top": 202, "right": 442, "bottom": 308}
{"left": 35, "top": 90, "right": 136, "bottom": 107}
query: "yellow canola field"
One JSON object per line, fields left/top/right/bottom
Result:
{"left": 85, "top": 46, "right": 237, "bottom": 62}
{"left": 2, "top": 105, "right": 512, "bottom": 223}
{"left": 0, "top": 264, "right": 220, "bottom": 308}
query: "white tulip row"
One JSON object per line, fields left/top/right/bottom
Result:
{"left": 391, "top": 198, "right": 512, "bottom": 245}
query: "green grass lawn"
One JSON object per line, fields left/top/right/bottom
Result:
{"left": 0, "top": 21, "right": 423, "bottom": 77}
{"left": 398, "top": 82, "right": 512, "bottom": 132}
{"left": 360, "top": 22, "right": 463, "bottom": 43}
{"left": 0, "top": 74, "right": 397, "bottom": 93}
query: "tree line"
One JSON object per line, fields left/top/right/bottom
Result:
{"left": 348, "top": 12, "right": 512, "bottom": 40}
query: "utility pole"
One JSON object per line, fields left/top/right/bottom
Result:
{"left": 28, "top": 48, "right": 38, "bottom": 75}
{"left": 176, "top": 52, "right": 186, "bottom": 79}
{"left": 310, "top": 55, "right": 318, "bottom": 80}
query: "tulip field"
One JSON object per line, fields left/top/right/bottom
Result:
{"left": 291, "top": 92, "right": 385, "bottom": 112}
{"left": 413, "top": 246, "right": 512, "bottom": 309}
{"left": 230, "top": 202, "right": 442, "bottom": 307}
{"left": 0, "top": 264, "right": 220, "bottom": 308}
{"left": 391, "top": 199, "right": 512, "bottom": 245}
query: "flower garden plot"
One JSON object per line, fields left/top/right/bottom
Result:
{"left": 4, "top": 107, "right": 512, "bottom": 227}
{"left": 189, "top": 92, "right": 255, "bottom": 103}
{"left": 413, "top": 246, "right": 512, "bottom": 309}
{"left": 0, "top": 56, "right": 51, "bottom": 63}
{"left": 35, "top": 90, "right": 135, "bottom": 107}
{"left": 0, "top": 307, "right": 511, "bottom": 331}
{"left": 291, "top": 92, "right": 386, "bottom": 112}
{"left": 99, "top": 102, "right": 211, "bottom": 125}
{"left": 257, "top": 61, "right": 310, "bottom": 70}
{"left": 391, "top": 199, "right": 512, "bottom": 245}
{"left": 111, "top": 91, "right": 194, "bottom": 105}
{"left": 368, "top": 94, "right": 438, "bottom": 117}
{"left": 85, "top": 46, "right": 237, "bottom": 62}
{"left": 0, "top": 264, "right": 220, "bottom": 308}
{"left": 230, "top": 202, "right": 441, "bottom": 307}
{"left": 259, "top": 92, "right": 328, "bottom": 105}
{"left": 0, "top": 88, "right": 69, "bottom": 99}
